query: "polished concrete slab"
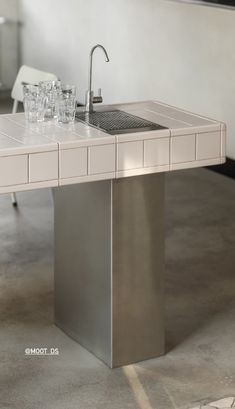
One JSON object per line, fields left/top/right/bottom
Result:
{"left": 0, "top": 168, "right": 235, "bottom": 408}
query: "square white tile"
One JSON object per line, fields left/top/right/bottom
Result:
{"left": 171, "top": 134, "right": 196, "bottom": 164}
{"left": 88, "top": 144, "right": 115, "bottom": 175}
{"left": 0, "top": 155, "right": 28, "bottom": 187}
{"left": 197, "top": 131, "right": 221, "bottom": 160}
{"left": 29, "top": 151, "right": 58, "bottom": 183}
{"left": 144, "top": 137, "right": 170, "bottom": 167}
{"left": 117, "top": 141, "right": 143, "bottom": 171}
{"left": 60, "top": 147, "right": 87, "bottom": 179}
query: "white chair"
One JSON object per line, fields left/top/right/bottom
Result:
{"left": 10, "top": 65, "right": 57, "bottom": 206}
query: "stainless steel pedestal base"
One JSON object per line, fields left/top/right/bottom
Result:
{"left": 54, "top": 173, "right": 165, "bottom": 368}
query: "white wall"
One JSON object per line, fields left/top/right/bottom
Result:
{"left": 19, "top": 0, "right": 235, "bottom": 158}
{"left": 0, "top": 0, "right": 19, "bottom": 21}
{"left": 0, "top": 0, "right": 19, "bottom": 89}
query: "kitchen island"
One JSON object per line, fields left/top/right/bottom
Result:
{"left": 0, "top": 100, "right": 226, "bottom": 367}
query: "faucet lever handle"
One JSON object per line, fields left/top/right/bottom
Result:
{"left": 93, "top": 88, "right": 103, "bottom": 104}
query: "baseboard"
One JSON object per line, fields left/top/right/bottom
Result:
{"left": 207, "top": 157, "right": 235, "bottom": 179}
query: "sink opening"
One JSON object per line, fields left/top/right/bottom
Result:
{"left": 75, "top": 109, "right": 168, "bottom": 135}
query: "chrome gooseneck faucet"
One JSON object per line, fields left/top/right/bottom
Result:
{"left": 85, "top": 44, "right": 110, "bottom": 113}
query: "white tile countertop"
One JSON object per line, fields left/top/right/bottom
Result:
{"left": 0, "top": 100, "right": 226, "bottom": 194}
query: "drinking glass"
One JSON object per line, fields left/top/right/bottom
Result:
{"left": 23, "top": 85, "right": 47, "bottom": 123}
{"left": 61, "top": 84, "right": 76, "bottom": 97}
{"left": 56, "top": 93, "right": 77, "bottom": 124}
{"left": 39, "top": 80, "right": 61, "bottom": 119}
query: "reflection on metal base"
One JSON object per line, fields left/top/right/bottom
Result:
{"left": 54, "top": 173, "right": 165, "bottom": 368}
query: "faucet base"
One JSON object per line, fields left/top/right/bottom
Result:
{"left": 85, "top": 90, "right": 94, "bottom": 113}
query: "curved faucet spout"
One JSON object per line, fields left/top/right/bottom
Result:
{"left": 90, "top": 44, "right": 110, "bottom": 63}
{"left": 88, "top": 44, "right": 110, "bottom": 92}
{"left": 86, "top": 44, "right": 110, "bottom": 113}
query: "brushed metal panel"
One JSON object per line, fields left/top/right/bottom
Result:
{"left": 54, "top": 173, "right": 165, "bottom": 368}
{"left": 54, "top": 181, "right": 112, "bottom": 366}
{"left": 112, "top": 173, "right": 165, "bottom": 367}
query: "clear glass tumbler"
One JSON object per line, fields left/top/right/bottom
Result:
{"left": 56, "top": 93, "right": 77, "bottom": 124}
{"left": 61, "top": 84, "right": 76, "bottom": 98}
{"left": 23, "top": 85, "right": 47, "bottom": 123}
{"left": 39, "top": 80, "right": 61, "bottom": 119}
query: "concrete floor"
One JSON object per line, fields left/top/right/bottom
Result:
{"left": 0, "top": 169, "right": 234, "bottom": 409}
{"left": 0, "top": 99, "right": 235, "bottom": 408}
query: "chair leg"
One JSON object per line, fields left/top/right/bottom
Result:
{"left": 12, "top": 100, "right": 19, "bottom": 115}
{"left": 11, "top": 193, "right": 18, "bottom": 207}
{"left": 11, "top": 102, "right": 19, "bottom": 207}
